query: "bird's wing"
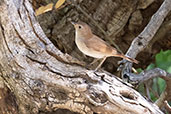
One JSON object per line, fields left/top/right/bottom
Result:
{"left": 85, "top": 35, "right": 114, "bottom": 54}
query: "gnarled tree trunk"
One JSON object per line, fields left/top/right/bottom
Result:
{"left": 0, "top": 0, "right": 169, "bottom": 114}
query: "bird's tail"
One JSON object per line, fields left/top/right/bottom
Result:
{"left": 113, "top": 54, "right": 139, "bottom": 64}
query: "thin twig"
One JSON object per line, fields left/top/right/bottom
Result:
{"left": 125, "top": 68, "right": 170, "bottom": 83}
{"left": 164, "top": 101, "right": 171, "bottom": 113}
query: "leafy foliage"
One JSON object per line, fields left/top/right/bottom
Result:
{"left": 138, "top": 50, "right": 171, "bottom": 101}
{"left": 155, "top": 50, "right": 171, "bottom": 73}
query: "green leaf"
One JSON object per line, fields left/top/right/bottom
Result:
{"left": 167, "top": 66, "right": 171, "bottom": 74}
{"left": 155, "top": 50, "right": 171, "bottom": 73}
{"left": 146, "top": 63, "right": 155, "bottom": 70}
{"left": 157, "top": 78, "right": 165, "bottom": 94}
{"left": 136, "top": 68, "right": 143, "bottom": 73}
{"left": 138, "top": 84, "right": 145, "bottom": 95}
{"left": 150, "top": 92, "right": 157, "bottom": 101}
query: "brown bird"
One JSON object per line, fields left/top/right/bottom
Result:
{"left": 71, "top": 21, "right": 138, "bottom": 70}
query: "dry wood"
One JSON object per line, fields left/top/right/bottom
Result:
{"left": 0, "top": 0, "right": 166, "bottom": 114}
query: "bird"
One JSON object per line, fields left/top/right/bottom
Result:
{"left": 71, "top": 21, "right": 138, "bottom": 71}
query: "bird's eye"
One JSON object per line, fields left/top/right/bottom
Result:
{"left": 78, "top": 25, "right": 82, "bottom": 29}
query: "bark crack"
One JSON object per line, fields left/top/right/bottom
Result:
{"left": 0, "top": 23, "right": 13, "bottom": 55}
{"left": 13, "top": 24, "right": 32, "bottom": 48}
{"left": 23, "top": 1, "right": 48, "bottom": 45}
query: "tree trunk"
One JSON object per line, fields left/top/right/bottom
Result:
{"left": 0, "top": 0, "right": 166, "bottom": 114}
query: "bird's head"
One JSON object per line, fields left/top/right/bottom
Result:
{"left": 71, "top": 21, "right": 93, "bottom": 38}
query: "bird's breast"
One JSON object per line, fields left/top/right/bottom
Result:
{"left": 75, "top": 36, "right": 106, "bottom": 58}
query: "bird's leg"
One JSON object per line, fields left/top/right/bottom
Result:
{"left": 85, "top": 58, "right": 100, "bottom": 69}
{"left": 95, "top": 57, "right": 107, "bottom": 71}
{"left": 90, "top": 58, "right": 100, "bottom": 65}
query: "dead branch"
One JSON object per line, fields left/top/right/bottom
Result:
{"left": 118, "top": 0, "right": 171, "bottom": 110}
{"left": 119, "top": 0, "right": 171, "bottom": 79}
{"left": 119, "top": 0, "right": 171, "bottom": 73}
{"left": 125, "top": 0, "right": 171, "bottom": 59}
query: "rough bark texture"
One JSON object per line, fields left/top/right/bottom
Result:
{"left": 0, "top": 0, "right": 166, "bottom": 114}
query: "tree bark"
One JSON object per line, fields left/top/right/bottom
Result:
{"left": 0, "top": 0, "right": 165, "bottom": 114}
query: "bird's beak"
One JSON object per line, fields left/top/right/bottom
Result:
{"left": 71, "top": 21, "right": 76, "bottom": 25}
